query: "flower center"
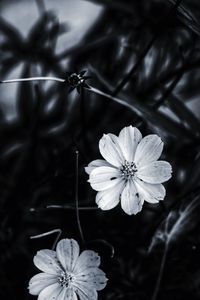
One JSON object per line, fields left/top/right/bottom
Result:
{"left": 68, "top": 73, "right": 83, "bottom": 87}
{"left": 121, "top": 161, "right": 137, "bottom": 180}
{"left": 58, "top": 271, "right": 74, "bottom": 287}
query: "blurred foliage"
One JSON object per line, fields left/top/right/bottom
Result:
{"left": 0, "top": 0, "right": 200, "bottom": 299}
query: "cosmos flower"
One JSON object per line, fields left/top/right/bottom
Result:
{"left": 85, "top": 126, "right": 172, "bottom": 215}
{"left": 28, "top": 238, "right": 107, "bottom": 300}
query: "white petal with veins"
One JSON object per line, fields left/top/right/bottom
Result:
{"left": 38, "top": 283, "right": 62, "bottom": 300}
{"left": 89, "top": 166, "right": 121, "bottom": 191}
{"left": 135, "top": 178, "right": 166, "bottom": 203}
{"left": 134, "top": 134, "right": 163, "bottom": 166}
{"left": 85, "top": 159, "right": 111, "bottom": 175}
{"left": 99, "top": 133, "right": 124, "bottom": 167}
{"left": 118, "top": 126, "right": 142, "bottom": 162}
{"left": 74, "top": 283, "right": 97, "bottom": 300}
{"left": 29, "top": 273, "right": 57, "bottom": 295}
{"left": 33, "top": 250, "right": 62, "bottom": 275}
{"left": 76, "top": 267, "right": 107, "bottom": 291}
{"left": 96, "top": 180, "right": 125, "bottom": 210}
{"left": 59, "top": 288, "right": 77, "bottom": 300}
{"left": 137, "top": 161, "right": 172, "bottom": 184}
{"left": 74, "top": 250, "right": 100, "bottom": 274}
{"left": 56, "top": 239, "right": 80, "bottom": 272}
{"left": 121, "top": 180, "right": 144, "bottom": 215}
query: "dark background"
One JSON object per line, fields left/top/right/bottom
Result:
{"left": 0, "top": 0, "right": 200, "bottom": 299}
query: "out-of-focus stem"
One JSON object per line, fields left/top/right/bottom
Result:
{"left": 35, "top": 0, "right": 46, "bottom": 14}
{"left": 30, "top": 205, "right": 98, "bottom": 212}
{"left": 151, "top": 244, "right": 168, "bottom": 300}
{"left": 75, "top": 151, "right": 86, "bottom": 247}
{"left": 46, "top": 205, "right": 98, "bottom": 210}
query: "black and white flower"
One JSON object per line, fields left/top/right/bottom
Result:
{"left": 28, "top": 238, "right": 107, "bottom": 300}
{"left": 86, "top": 126, "right": 172, "bottom": 215}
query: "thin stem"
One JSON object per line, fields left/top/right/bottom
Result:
{"left": 151, "top": 244, "right": 168, "bottom": 300}
{"left": 88, "top": 86, "right": 139, "bottom": 114}
{"left": 88, "top": 239, "right": 115, "bottom": 258}
{"left": 80, "top": 87, "right": 87, "bottom": 147}
{"left": 0, "top": 77, "right": 65, "bottom": 84}
{"left": 30, "top": 205, "right": 98, "bottom": 211}
{"left": 75, "top": 150, "right": 86, "bottom": 247}
{"left": 46, "top": 205, "right": 98, "bottom": 210}
{"left": 30, "top": 229, "right": 62, "bottom": 250}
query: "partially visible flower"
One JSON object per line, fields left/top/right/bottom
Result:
{"left": 85, "top": 126, "right": 172, "bottom": 215}
{"left": 28, "top": 238, "right": 107, "bottom": 300}
{"left": 66, "top": 70, "right": 91, "bottom": 93}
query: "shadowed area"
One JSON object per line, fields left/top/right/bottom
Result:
{"left": 0, "top": 0, "right": 200, "bottom": 300}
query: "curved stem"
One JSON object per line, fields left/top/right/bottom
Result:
{"left": 30, "top": 229, "right": 62, "bottom": 250}
{"left": 88, "top": 86, "right": 139, "bottom": 114}
{"left": 0, "top": 77, "right": 65, "bottom": 84}
{"left": 75, "top": 150, "right": 86, "bottom": 247}
{"left": 151, "top": 244, "right": 168, "bottom": 300}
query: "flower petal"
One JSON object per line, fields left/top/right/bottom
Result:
{"left": 89, "top": 166, "right": 121, "bottom": 191}
{"left": 134, "top": 134, "right": 163, "bottom": 166}
{"left": 56, "top": 239, "right": 80, "bottom": 272}
{"left": 76, "top": 267, "right": 108, "bottom": 291}
{"left": 85, "top": 159, "right": 111, "bottom": 175}
{"left": 74, "top": 283, "right": 97, "bottom": 300}
{"left": 96, "top": 180, "right": 125, "bottom": 210}
{"left": 135, "top": 178, "right": 166, "bottom": 203}
{"left": 118, "top": 126, "right": 142, "bottom": 162}
{"left": 74, "top": 251, "right": 100, "bottom": 274}
{"left": 99, "top": 133, "right": 124, "bottom": 167}
{"left": 59, "top": 287, "right": 78, "bottom": 300}
{"left": 38, "top": 283, "right": 62, "bottom": 300}
{"left": 34, "top": 250, "right": 62, "bottom": 275}
{"left": 121, "top": 180, "right": 144, "bottom": 215}
{"left": 137, "top": 161, "right": 172, "bottom": 184}
{"left": 28, "top": 273, "right": 58, "bottom": 295}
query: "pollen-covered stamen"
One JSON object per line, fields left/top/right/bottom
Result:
{"left": 121, "top": 161, "right": 137, "bottom": 180}
{"left": 58, "top": 271, "right": 74, "bottom": 287}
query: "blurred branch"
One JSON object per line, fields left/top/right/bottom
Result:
{"left": 88, "top": 86, "right": 192, "bottom": 139}
{"left": 83, "top": 0, "right": 134, "bottom": 15}
{"left": 154, "top": 73, "right": 183, "bottom": 109}
{"left": 145, "top": 58, "right": 200, "bottom": 94}
{"left": 56, "top": 35, "right": 117, "bottom": 60}
{"left": 35, "top": 0, "right": 46, "bottom": 14}
{"left": 167, "top": 0, "right": 200, "bottom": 36}
{"left": 112, "top": 0, "right": 183, "bottom": 96}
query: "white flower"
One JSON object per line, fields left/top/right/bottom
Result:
{"left": 28, "top": 238, "right": 108, "bottom": 300}
{"left": 85, "top": 126, "right": 172, "bottom": 215}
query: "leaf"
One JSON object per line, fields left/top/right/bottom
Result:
{"left": 149, "top": 194, "right": 200, "bottom": 252}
